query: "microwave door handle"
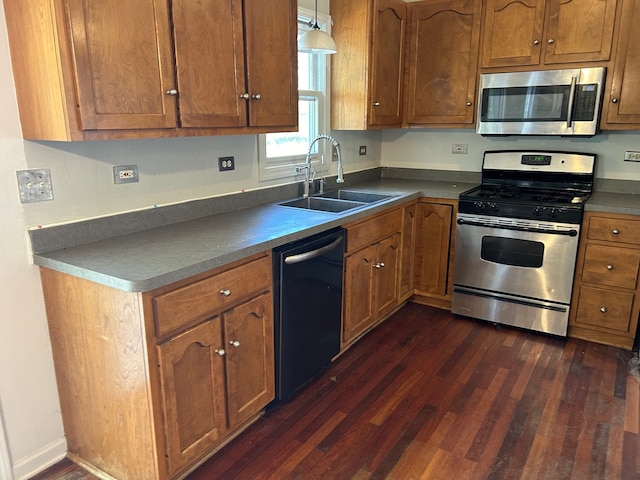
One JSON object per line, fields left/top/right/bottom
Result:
{"left": 566, "top": 76, "right": 577, "bottom": 129}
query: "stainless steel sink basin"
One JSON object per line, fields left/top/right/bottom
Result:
{"left": 315, "top": 190, "right": 393, "bottom": 203}
{"left": 277, "top": 196, "right": 366, "bottom": 213}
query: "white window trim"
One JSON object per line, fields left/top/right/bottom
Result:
{"left": 257, "top": 6, "right": 332, "bottom": 182}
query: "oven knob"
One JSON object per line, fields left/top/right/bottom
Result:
{"left": 533, "top": 206, "right": 545, "bottom": 216}
{"left": 488, "top": 202, "right": 499, "bottom": 212}
{"left": 474, "top": 201, "right": 487, "bottom": 212}
{"left": 549, "top": 208, "right": 560, "bottom": 218}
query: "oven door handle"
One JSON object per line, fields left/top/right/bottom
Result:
{"left": 457, "top": 218, "right": 578, "bottom": 236}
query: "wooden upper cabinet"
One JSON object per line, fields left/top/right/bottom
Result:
{"left": 602, "top": 0, "right": 640, "bottom": 128}
{"left": 3, "top": 0, "right": 297, "bottom": 140}
{"left": 172, "top": 0, "right": 247, "bottom": 128}
{"left": 331, "top": 0, "right": 406, "bottom": 130}
{"left": 66, "top": 0, "right": 178, "bottom": 130}
{"left": 404, "top": 0, "right": 481, "bottom": 126}
{"left": 481, "top": 0, "right": 618, "bottom": 68}
{"left": 481, "top": 0, "right": 546, "bottom": 67}
{"left": 244, "top": 0, "right": 298, "bottom": 128}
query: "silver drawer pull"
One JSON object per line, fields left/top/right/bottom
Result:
{"left": 229, "top": 340, "right": 240, "bottom": 348}
{"left": 606, "top": 264, "right": 614, "bottom": 270}
{"left": 214, "top": 348, "right": 226, "bottom": 356}
{"left": 220, "top": 289, "right": 231, "bottom": 297}
{"left": 600, "top": 307, "right": 607, "bottom": 313}
{"left": 612, "top": 229, "right": 619, "bottom": 235}
{"left": 373, "top": 262, "right": 385, "bottom": 269}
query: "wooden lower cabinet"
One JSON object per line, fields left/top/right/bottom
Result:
{"left": 40, "top": 252, "right": 274, "bottom": 480}
{"left": 399, "top": 201, "right": 417, "bottom": 302}
{"left": 342, "top": 209, "right": 403, "bottom": 347}
{"left": 157, "top": 292, "right": 274, "bottom": 477}
{"left": 569, "top": 212, "right": 640, "bottom": 349}
{"left": 412, "top": 199, "right": 457, "bottom": 309}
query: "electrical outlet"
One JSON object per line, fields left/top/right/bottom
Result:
{"left": 113, "top": 165, "right": 138, "bottom": 184}
{"left": 218, "top": 156, "right": 235, "bottom": 171}
{"left": 452, "top": 144, "right": 468, "bottom": 154}
{"left": 359, "top": 145, "right": 367, "bottom": 156}
{"left": 624, "top": 151, "right": 640, "bottom": 162}
{"left": 16, "top": 169, "right": 54, "bottom": 203}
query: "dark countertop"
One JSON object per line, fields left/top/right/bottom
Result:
{"left": 31, "top": 174, "right": 640, "bottom": 293}
{"left": 586, "top": 191, "right": 640, "bottom": 216}
{"left": 32, "top": 178, "right": 475, "bottom": 293}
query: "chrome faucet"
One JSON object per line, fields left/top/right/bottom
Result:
{"left": 297, "top": 134, "right": 345, "bottom": 198}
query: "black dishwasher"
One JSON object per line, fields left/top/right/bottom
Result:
{"left": 272, "top": 227, "right": 345, "bottom": 402}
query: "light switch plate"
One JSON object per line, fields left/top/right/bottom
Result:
{"left": 16, "top": 169, "right": 53, "bottom": 203}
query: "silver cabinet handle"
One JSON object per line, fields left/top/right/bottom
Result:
{"left": 373, "top": 102, "right": 381, "bottom": 106}
{"left": 607, "top": 264, "right": 614, "bottom": 270}
{"left": 373, "top": 262, "right": 385, "bottom": 269}
{"left": 252, "top": 93, "right": 261, "bottom": 100}
{"left": 166, "top": 89, "right": 178, "bottom": 96}
{"left": 240, "top": 93, "right": 250, "bottom": 100}
{"left": 466, "top": 102, "right": 472, "bottom": 106}
{"left": 612, "top": 98, "right": 619, "bottom": 104}
{"left": 533, "top": 39, "right": 540, "bottom": 45}
{"left": 220, "top": 289, "right": 231, "bottom": 297}
{"left": 214, "top": 348, "right": 226, "bottom": 356}
{"left": 612, "top": 229, "right": 619, "bottom": 234}
{"left": 600, "top": 307, "right": 607, "bottom": 313}
{"left": 229, "top": 340, "right": 240, "bottom": 348}
{"left": 547, "top": 38, "right": 554, "bottom": 44}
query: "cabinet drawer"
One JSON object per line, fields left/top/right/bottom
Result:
{"left": 153, "top": 256, "right": 271, "bottom": 337}
{"left": 587, "top": 216, "right": 640, "bottom": 244}
{"left": 345, "top": 208, "right": 402, "bottom": 254}
{"left": 581, "top": 244, "right": 640, "bottom": 289}
{"left": 575, "top": 286, "right": 635, "bottom": 333}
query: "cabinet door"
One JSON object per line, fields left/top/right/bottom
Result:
{"left": 375, "top": 234, "right": 402, "bottom": 319}
{"left": 414, "top": 202, "right": 453, "bottom": 296}
{"left": 172, "top": 0, "right": 247, "bottom": 128}
{"left": 343, "top": 244, "right": 378, "bottom": 344}
{"left": 157, "top": 318, "right": 227, "bottom": 477}
{"left": 603, "top": 0, "right": 640, "bottom": 127}
{"left": 369, "top": 0, "right": 406, "bottom": 127}
{"left": 223, "top": 293, "right": 275, "bottom": 428}
{"left": 404, "top": 0, "right": 481, "bottom": 125}
{"left": 400, "top": 203, "right": 417, "bottom": 301}
{"left": 244, "top": 0, "right": 298, "bottom": 127}
{"left": 543, "top": 0, "right": 617, "bottom": 64}
{"left": 480, "top": 0, "right": 545, "bottom": 68}
{"left": 65, "top": 0, "right": 177, "bottom": 130}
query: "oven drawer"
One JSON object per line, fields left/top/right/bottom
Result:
{"left": 581, "top": 244, "right": 640, "bottom": 289}
{"left": 574, "top": 286, "right": 635, "bottom": 333}
{"left": 587, "top": 216, "right": 640, "bottom": 245}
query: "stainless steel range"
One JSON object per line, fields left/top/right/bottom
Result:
{"left": 451, "top": 150, "right": 596, "bottom": 336}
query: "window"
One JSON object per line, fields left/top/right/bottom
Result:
{"left": 258, "top": 8, "right": 331, "bottom": 181}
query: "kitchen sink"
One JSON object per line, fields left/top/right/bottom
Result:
{"left": 276, "top": 190, "right": 396, "bottom": 214}
{"left": 277, "top": 196, "right": 367, "bottom": 213}
{"left": 315, "top": 190, "right": 394, "bottom": 203}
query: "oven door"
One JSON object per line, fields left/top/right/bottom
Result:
{"left": 451, "top": 213, "right": 581, "bottom": 335}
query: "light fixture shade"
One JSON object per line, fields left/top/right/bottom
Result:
{"left": 298, "top": 28, "right": 337, "bottom": 54}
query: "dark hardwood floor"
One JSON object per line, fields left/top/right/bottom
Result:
{"left": 31, "top": 303, "right": 640, "bottom": 479}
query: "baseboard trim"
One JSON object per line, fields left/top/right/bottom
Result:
{"left": 12, "top": 438, "right": 66, "bottom": 480}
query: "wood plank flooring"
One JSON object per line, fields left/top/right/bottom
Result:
{"left": 30, "top": 303, "right": 640, "bottom": 479}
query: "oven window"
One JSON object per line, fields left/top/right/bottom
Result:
{"left": 481, "top": 236, "right": 544, "bottom": 268}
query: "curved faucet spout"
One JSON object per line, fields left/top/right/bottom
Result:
{"left": 302, "top": 134, "right": 344, "bottom": 197}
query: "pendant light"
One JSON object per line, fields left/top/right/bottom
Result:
{"left": 298, "top": 0, "right": 337, "bottom": 54}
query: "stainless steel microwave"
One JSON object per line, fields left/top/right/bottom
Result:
{"left": 476, "top": 67, "right": 606, "bottom": 136}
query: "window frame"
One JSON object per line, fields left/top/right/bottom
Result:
{"left": 258, "top": 7, "right": 332, "bottom": 182}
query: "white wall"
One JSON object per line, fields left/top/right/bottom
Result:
{"left": 382, "top": 129, "right": 640, "bottom": 181}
